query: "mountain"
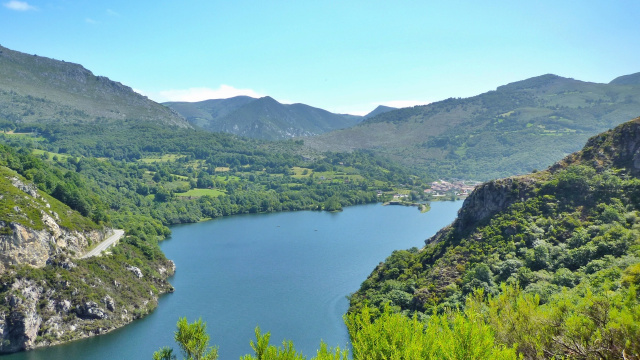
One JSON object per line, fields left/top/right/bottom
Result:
{"left": 0, "top": 45, "right": 190, "bottom": 128}
{"left": 363, "top": 105, "right": 397, "bottom": 119}
{"left": 349, "top": 117, "right": 640, "bottom": 358}
{"left": 162, "top": 96, "right": 256, "bottom": 129}
{"left": 609, "top": 72, "right": 640, "bottom": 85}
{"left": 306, "top": 73, "right": 640, "bottom": 180}
{"left": 164, "top": 96, "right": 363, "bottom": 140}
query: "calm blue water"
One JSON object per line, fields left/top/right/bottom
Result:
{"left": 3, "top": 201, "right": 462, "bottom": 360}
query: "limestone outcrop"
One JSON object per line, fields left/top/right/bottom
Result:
{"left": 0, "top": 171, "right": 178, "bottom": 353}
{"left": 0, "top": 221, "right": 109, "bottom": 273}
{"left": 0, "top": 258, "right": 175, "bottom": 352}
{"left": 0, "top": 176, "right": 110, "bottom": 273}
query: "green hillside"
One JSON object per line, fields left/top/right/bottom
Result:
{"left": 0, "top": 45, "right": 190, "bottom": 128}
{"left": 0, "top": 166, "right": 97, "bottom": 234}
{"left": 307, "top": 73, "right": 640, "bottom": 180}
{"left": 349, "top": 118, "right": 640, "bottom": 358}
{"left": 164, "top": 96, "right": 362, "bottom": 140}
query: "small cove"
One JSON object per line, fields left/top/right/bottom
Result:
{"left": 3, "top": 201, "right": 463, "bottom": 359}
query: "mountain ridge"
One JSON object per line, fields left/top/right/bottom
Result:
{"left": 164, "top": 95, "right": 364, "bottom": 140}
{"left": 363, "top": 105, "right": 397, "bottom": 119}
{"left": 307, "top": 72, "right": 640, "bottom": 180}
{"left": 0, "top": 45, "right": 190, "bottom": 128}
{"left": 609, "top": 72, "right": 640, "bottom": 85}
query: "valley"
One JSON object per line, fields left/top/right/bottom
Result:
{"left": 0, "top": 41, "right": 638, "bottom": 359}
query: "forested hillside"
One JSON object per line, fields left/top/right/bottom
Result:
{"left": 307, "top": 73, "right": 640, "bottom": 180}
{"left": 348, "top": 118, "right": 640, "bottom": 358}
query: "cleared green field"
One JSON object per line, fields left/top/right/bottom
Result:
{"left": 163, "top": 180, "right": 190, "bottom": 191}
{"left": 313, "top": 170, "right": 364, "bottom": 182}
{"left": 2, "top": 131, "right": 45, "bottom": 141}
{"left": 291, "top": 166, "right": 313, "bottom": 178}
{"left": 176, "top": 188, "right": 225, "bottom": 197}
{"left": 32, "top": 149, "right": 74, "bottom": 161}
{"left": 139, "top": 154, "right": 185, "bottom": 163}
{"left": 214, "top": 174, "right": 240, "bottom": 183}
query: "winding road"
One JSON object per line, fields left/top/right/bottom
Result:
{"left": 80, "top": 229, "right": 125, "bottom": 259}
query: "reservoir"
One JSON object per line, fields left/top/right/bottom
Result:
{"left": 4, "top": 201, "right": 463, "bottom": 359}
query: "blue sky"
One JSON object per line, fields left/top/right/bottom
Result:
{"left": 1, "top": 1, "right": 639, "bottom": 115}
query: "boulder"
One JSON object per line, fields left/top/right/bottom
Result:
{"left": 126, "top": 266, "right": 143, "bottom": 279}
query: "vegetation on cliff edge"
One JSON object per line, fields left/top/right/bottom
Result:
{"left": 348, "top": 118, "right": 640, "bottom": 359}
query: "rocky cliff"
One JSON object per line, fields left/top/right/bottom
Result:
{"left": 551, "top": 117, "right": 640, "bottom": 176}
{"left": 0, "top": 173, "right": 109, "bottom": 272}
{"left": 0, "top": 220, "right": 108, "bottom": 271}
{"left": 0, "top": 168, "right": 176, "bottom": 353}
{"left": 0, "top": 258, "right": 175, "bottom": 353}
{"left": 426, "top": 176, "right": 541, "bottom": 246}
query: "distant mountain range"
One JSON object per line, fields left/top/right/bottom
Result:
{"left": 0, "top": 44, "right": 398, "bottom": 142}
{"left": 164, "top": 97, "right": 396, "bottom": 140}
{"left": 0, "top": 45, "right": 190, "bottom": 128}
{"left": 305, "top": 73, "right": 640, "bottom": 180}
{"left": 3, "top": 43, "right": 640, "bottom": 182}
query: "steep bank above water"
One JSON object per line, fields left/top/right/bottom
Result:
{"left": 0, "top": 167, "right": 175, "bottom": 353}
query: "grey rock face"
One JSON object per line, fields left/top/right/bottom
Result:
{"left": 455, "top": 177, "right": 536, "bottom": 233}
{"left": 0, "top": 279, "right": 43, "bottom": 352}
{"left": 75, "top": 302, "right": 108, "bottom": 320}
{"left": 102, "top": 295, "right": 115, "bottom": 312}
{"left": 426, "top": 176, "right": 537, "bottom": 246}
{"left": 126, "top": 266, "right": 143, "bottom": 279}
{"left": 56, "top": 300, "right": 71, "bottom": 313}
{"left": 9, "top": 177, "right": 39, "bottom": 198}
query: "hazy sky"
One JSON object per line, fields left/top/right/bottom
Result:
{"left": 1, "top": 1, "right": 639, "bottom": 115}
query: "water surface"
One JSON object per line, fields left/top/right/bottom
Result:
{"left": 4, "top": 201, "right": 462, "bottom": 359}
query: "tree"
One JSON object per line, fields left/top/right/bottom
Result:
{"left": 323, "top": 196, "right": 342, "bottom": 212}
{"left": 155, "top": 187, "right": 172, "bottom": 202}
{"left": 153, "top": 347, "right": 175, "bottom": 360}
{"left": 239, "top": 326, "right": 348, "bottom": 360}
{"left": 153, "top": 317, "right": 218, "bottom": 360}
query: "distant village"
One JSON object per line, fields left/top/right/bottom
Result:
{"left": 380, "top": 179, "right": 481, "bottom": 204}
{"left": 424, "top": 180, "right": 480, "bottom": 198}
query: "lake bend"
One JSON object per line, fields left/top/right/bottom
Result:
{"left": 3, "top": 201, "right": 463, "bottom": 360}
